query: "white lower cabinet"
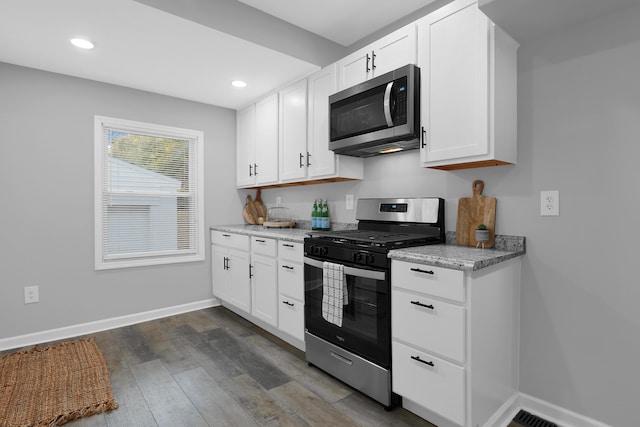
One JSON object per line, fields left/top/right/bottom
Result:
{"left": 211, "top": 230, "right": 305, "bottom": 350}
{"left": 277, "top": 241, "right": 305, "bottom": 342}
{"left": 392, "top": 258, "right": 521, "bottom": 427}
{"left": 211, "top": 231, "right": 251, "bottom": 313}
{"left": 393, "top": 341, "right": 465, "bottom": 426}
{"left": 251, "top": 237, "right": 278, "bottom": 327}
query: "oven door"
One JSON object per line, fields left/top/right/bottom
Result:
{"left": 304, "top": 256, "right": 390, "bottom": 368}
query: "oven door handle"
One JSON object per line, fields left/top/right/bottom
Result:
{"left": 304, "top": 256, "right": 386, "bottom": 281}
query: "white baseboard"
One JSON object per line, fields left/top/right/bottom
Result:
{"left": 500, "top": 393, "right": 612, "bottom": 427}
{"left": 0, "top": 298, "right": 219, "bottom": 351}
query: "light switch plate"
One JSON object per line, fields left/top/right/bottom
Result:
{"left": 346, "top": 194, "right": 354, "bottom": 210}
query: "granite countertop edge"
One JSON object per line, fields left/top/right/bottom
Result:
{"left": 210, "top": 224, "right": 310, "bottom": 243}
{"left": 210, "top": 225, "right": 526, "bottom": 271}
{"left": 389, "top": 233, "right": 526, "bottom": 272}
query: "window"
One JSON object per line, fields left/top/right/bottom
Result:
{"left": 94, "top": 116, "right": 204, "bottom": 270}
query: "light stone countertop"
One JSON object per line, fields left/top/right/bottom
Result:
{"left": 210, "top": 225, "right": 526, "bottom": 271}
{"left": 388, "top": 242, "right": 525, "bottom": 272}
{"left": 210, "top": 224, "right": 310, "bottom": 243}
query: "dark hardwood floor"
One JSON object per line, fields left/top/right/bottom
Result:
{"left": 18, "top": 306, "right": 438, "bottom": 426}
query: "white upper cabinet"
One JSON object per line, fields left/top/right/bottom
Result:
{"left": 236, "top": 94, "right": 279, "bottom": 187}
{"left": 278, "top": 79, "right": 308, "bottom": 182}
{"left": 418, "top": 0, "right": 518, "bottom": 170}
{"left": 337, "top": 23, "right": 417, "bottom": 90}
{"left": 306, "top": 65, "right": 336, "bottom": 178}
{"left": 278, "top": 69, "right": 364, "bottom": 184}
{"left": 236, "top": 104, "right": 255, "bottom": 188}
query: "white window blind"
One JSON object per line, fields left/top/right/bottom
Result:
{"left": 94, "top": 116, "right": 204, "bottom": 270}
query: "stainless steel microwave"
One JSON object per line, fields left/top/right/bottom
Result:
{"left": 329, "top": 64, "right": 420, "bottom": 158}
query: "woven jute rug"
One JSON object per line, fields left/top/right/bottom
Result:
{"left": 0, "top": 338, "right": 118, "bottom": 427}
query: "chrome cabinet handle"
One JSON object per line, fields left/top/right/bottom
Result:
{"left": 282, "top": 300, "right": 294, "bottom": 307}
{"left": 254, "top": 163, "right": 258, "bottom": 175}
{"left": 249, "top": 164, "right": 253, "bottom": 176}
{"left": 299, "top": 153, "right": 304, "bottom": 168}
{"left": 366, "top": 53, "right": 371, "bottom": 72}
{"left": 282, "top": 243, "right": 294, "bottom": 248}
{"left": 281, "top": 265, "right": 294, "bottom": 270}
{"left": 421, "top": 126, "right": 426, "bottom": 149}
{"left": 371, "top": 51, "right": 376, "bottom": 70}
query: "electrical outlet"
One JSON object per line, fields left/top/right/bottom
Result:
{"left": 24, "top": 286, "right": 39, "bottom": 304}
{"left": 346, "top": 194, "right": 354, "bottom": 210}
{"left": 540, "top": 190, "right": 559, "bottom": 216}
{"left": 276, "top": 196, "right": 282, "bottom": 206}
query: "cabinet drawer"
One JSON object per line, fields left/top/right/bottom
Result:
{"left": 392, "top": 342, "right": 464, "bottom": 426}
{"left": 392, "top": 290, "right": 465, "bottom": 363}
{"left": 392, "top": 260, "right": 464, "bottom": 302}
{"left": 251, "top": 236, "right": 277, "bottom": 257}
{"left": 278, "top": 296, "right": 304, "bottom": 341}
{"left": 211, "top": 231, "right": 250, "bottom": 251}
{"left": 278, "top": 260, "right": 304, "bottom": 300}
{"left": 278, "top": 240, "right": 303, "bottom": 263}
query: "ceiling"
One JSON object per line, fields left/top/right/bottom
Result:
{"left": 0, "top": 0, "right": 439, "bottom": 110}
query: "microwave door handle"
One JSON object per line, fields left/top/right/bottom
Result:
{"left": 383, "top": 81, "right": 394, "bottom": 127}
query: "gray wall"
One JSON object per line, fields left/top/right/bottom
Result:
{"left": 0, "top": 62, "right": 241, "bottom": 340}
{"left": 250, "top": 4, "right": 640, "bottom": 426}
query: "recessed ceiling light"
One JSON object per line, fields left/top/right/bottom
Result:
{"left": 232, "top": 80, "right": 247, "bottom": 88}
{"left": 70, "top": 38, "right": 94, "bottom": 49}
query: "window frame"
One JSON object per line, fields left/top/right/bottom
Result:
{"left": 94, "top": 115, "right": 205, "bottom": 270}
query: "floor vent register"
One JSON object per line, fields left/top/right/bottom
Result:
{"left": 512, "top": 409, "right": 559, "bottom": 427}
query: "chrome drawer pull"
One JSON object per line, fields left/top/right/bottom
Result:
{"left": 410, "top": 300, "right": 434, "bottom": 310}
{"left": 282, "top": 300, "right": 294, "bottom": 307}
{"left": 282, "top": 243, "right": 295, "bottom": 247}
{"left": 410, "top": 267, "right": 434, "bottom": 275}
{"left": 282, "top": 265, "right": 294, "bottom": 270}
{"left": 255, "top": 239, "right": 266, "bottom": 243}
{"left": 222, "top": 234, "right": 231, "bottom": 237}
{"left": 411, "top": 355, "right": 434, "bottom": 367}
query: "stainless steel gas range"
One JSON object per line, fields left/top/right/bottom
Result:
{"left": 303, "top": 197, "right": 445, "bottom": 409}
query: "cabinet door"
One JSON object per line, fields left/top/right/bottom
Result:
{"left": 228, "top": 248, "right": 251, "bottom": 313}
{"left": 370, "top": 23, "right": 417, "bottom": 77}
{"left": 254, "top": 94, "right": 279, "bottom": 185}
{"left": 279, "top": 79, "right": 308, "bottom": 182}
{"left": 278, "top": 296, "right": 304, "bottom": 341}
{"left": 307, "top": 65, "right": 337, "bottom": 179}
{"left": 393, "top": 341, "right": 465, "bottom": 426}
{"left": 212, "top": 245, "right": 231, "bottom": 301}
{"left": 251, "top": 253, "right": 278, "bottom": 327}
{"left": 337, "top": 47, "right": 371, "bottom": 90}
{"left": 236, "top": 104, "right": 256, "bottom": 187}
{"left": 418, "top": 0, "right": 490, "bottom": 164}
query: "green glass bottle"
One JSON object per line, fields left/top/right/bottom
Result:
{"left": 311, "top": 199, "right": 318, "bottom": 230}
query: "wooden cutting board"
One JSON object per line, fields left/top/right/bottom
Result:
{"left": 456, "top": 180, "right": 496, "bottom": 248}
{"left": 253, "top": 189, "right": 267, "bottom": 220}
{"left": 243, "top": 195, "right": 260, "bottom": 224}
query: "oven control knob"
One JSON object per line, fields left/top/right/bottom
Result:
{"left": 366, "top": 253, "right": 375, "bottom": 264}
{"left": 321, "top": 246, "right": 328, "bottom": 255}
{"left": 353, "top": 252, "right": 363, "bottom": 263}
